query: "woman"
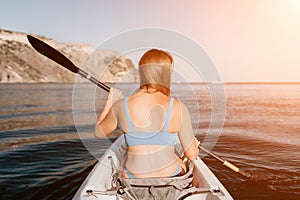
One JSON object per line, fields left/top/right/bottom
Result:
{"left": 95, "top": 49, "right": 199, "bottom": 178}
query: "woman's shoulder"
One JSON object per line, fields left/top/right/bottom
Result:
{"left": 172, "top": 98, "right": 193, "bottom": 125}
{"left": 111, "top": 98, "right": 126, "bottom": 114}
{"left": 172, "top": 98, "right": 187, "bottom": 112}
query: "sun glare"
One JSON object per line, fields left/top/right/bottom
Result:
{"left": 288, "top": 0, "right": 300, "bottom": 12}
{"left": 294, "top": 0, "right": 300, "bottom": 7}
{"left": 278, "top": 0, "right": 300, "bottom": 22}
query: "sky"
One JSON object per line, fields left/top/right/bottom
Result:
{"left": 1, "top": 0, "right": 300, "bottom": 82}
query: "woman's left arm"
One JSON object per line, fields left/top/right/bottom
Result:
{"left": 94, "top": 88, "right": 123, "bottom": 138}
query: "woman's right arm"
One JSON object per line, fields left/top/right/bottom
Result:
{"left": 178, "top": 102, "right": 200, "bottom": 161}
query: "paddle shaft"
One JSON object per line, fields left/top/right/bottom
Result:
{"left": 27, "top": 35, "right": 110, "bottom": 92}
{"left": 199, "top": 145, "right": 251, "bottom": 177}
{"left": 77, "top": 69, "right": 110, "bottom": 92}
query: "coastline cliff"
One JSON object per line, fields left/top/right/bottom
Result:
{"left": 0, "top": 29, "right": 138, "bottom": 83}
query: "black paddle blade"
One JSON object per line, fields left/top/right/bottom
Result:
{"left": 27, "top": 35, "right": 79, "bottom": 73}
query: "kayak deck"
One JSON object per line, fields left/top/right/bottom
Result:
{"left": 73, "top": 136, "right": 234, "bottom": 199}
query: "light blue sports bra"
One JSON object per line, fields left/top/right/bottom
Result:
{"left": 124, "top": 97, "right": 177, "bottom": 146}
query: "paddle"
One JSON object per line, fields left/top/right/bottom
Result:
{"left": 199, "top": 145, "right": 251, "bottom": 177}
{"left": 27, "top": 35, "right": 110, "bottom": 92}
{"left": 27, "top": 35, "right": 250, "bottom": 178}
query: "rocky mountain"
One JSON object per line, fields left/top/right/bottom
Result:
{"left": 0, "top": 29, "right": 139, "bottom": 83}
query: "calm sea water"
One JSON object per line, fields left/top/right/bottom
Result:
{"left": 0, "top": 83, "right": 299, "bottom": 200}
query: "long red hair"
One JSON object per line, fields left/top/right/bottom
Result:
{"left": 138, "top": 49, "right": 173, "bottom": 96}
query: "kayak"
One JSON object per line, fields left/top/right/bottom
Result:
{"left": 73, "top": 135, "right": 234, "bottom": 200}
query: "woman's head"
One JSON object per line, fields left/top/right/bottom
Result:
{"left": 138, "top": 49, "right": 173, "bottom": 96}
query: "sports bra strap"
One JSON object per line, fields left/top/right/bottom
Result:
{"left": 163, "top": 97, "right": 174, "bottom": 131}
{"left": 124, "top": 97, "right": 135, "bottom": 132}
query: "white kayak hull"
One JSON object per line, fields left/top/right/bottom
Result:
{"left": 73, "top": 136, "right": 234, "bottom": 200}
